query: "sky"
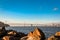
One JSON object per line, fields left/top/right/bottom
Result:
{"left": 0, "top": 0, "right": 60, "bottom": 24}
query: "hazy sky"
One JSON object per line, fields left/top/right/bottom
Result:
{"left": 0, "top": 0, "right": 60, "bottom": 24}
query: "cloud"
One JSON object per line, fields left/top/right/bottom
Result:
{"left": 53, "top": 7, "right": 58, "bottom": 11}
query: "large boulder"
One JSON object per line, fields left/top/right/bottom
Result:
{"left": 2, "top": 36, "right": 10, "bottom": 40}
{"left": 47, "top": 32, "right": 60, "bottom": 40}
{"left": 54, "top": 32, "right": 60, "bottom": 40}
{"left": 6, "top": 30, "right": 27, "bottom": 40}
{"left": 21, "top": 27, "right": 45, "bottom": 40}
{"left": 7, "top": 30, "right": 17, "bottom": 36}
{"left": 27, "top": 28, "right": 45, "bottom": 40}
{"left": 55, "top": 32, "right": 60, "bottom": 36}
{"left": 20, "top": 36, "right": 28, "bottom": 40}
{"left": 47, "top": 35, "right": 57, "bottom": 40}
{"left": 2, "top": 36, "right": 19, "bottom": 40}
{"left": 0, "top": 27, "right": 7, "bottom": 38}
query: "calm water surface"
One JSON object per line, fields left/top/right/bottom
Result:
{"left": 5, "top": 26, "right": 60, "bottom": 38}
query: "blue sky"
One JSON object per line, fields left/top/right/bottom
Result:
{"left": 0, "top": 0, "right": 60, "bottom": 24}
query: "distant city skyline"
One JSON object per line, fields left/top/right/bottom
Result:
{"left": 0, "top": 0, "right": 60, "bottom": 24}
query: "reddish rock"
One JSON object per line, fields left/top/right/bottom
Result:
{"left": 27, "top": 27, "right": 45, "bottom": 40}
{"left": 47, "top": 32, "right": 60, "bottom": 40}
{"left": 47, "top": 35, "right": 56, "bottom": 40}
{"left": 55, "top": 32, "right": 60, "bottom": 36}
{"left": 2, "top": 36, "right": 10, "bottom": 40}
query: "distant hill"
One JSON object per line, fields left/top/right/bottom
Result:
{"left": 0, "top": 21, "right": 10, "bottom": 27}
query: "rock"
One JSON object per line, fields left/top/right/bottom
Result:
{"left": 27, "top": 27, "right": 45, "bottom": 40}
{"left": 20, "top": 36, "right": 28, "bottom": 40}
{"left": 47, "top": 35, "right": 60, "bottom": 40}
{"left": 2, "top": 27, "right": 45, "bottom": 40}
{"left": 7, "top": 30, "right": 26, "bottom": 37}
{"left": 7, "top": 30, "right": 17, "bottom": 36}
{"left": 2, "top": 36, "right": 10, "bottom": 40}
{"left": 2, "top": 36, "right": 11, "bottom": 40}
{"left": 55, "top": 32, "right": 60, "bottom": 36}
{"left": 6, "top": 30, "right": 27, "bottom": 40}
{"left": 47, "top": 32, "right": 60, "bottom": 40}
{"left": 33, "top": 28, "right": 45, "bottom": 38}
{"left": 27, "top": 32, "right": 33, "bottom": 37}
{"left": 0, "top": 21, "right": 10, "bottom": 27}
{"left": 0, "top": 22, "right": 9, "bottom": 38}
{"left": 2, "top": 36, "right": 20, "bottom": 40}
{"left": 47, "top": 35, "right": 56, "bottom": 40}
{"left": 17, "top": 32, "right": 27, "bottom": 38}
{"left": 54, "top": 32, "right": 60, "bottom": 40}
{"left": 0, "top": 27, "right": 7, "bottom": 38}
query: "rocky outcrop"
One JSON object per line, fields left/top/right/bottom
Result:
{"left": 0, "top": 27, "right": 26, "bottom": 40}
{"left": 55, "top": 32, "right": 60, "bottom": 36}
{"left": 54, "top": 32, "right": 60, "bottom": 40}
{"left": 0, "top": 21, "right": 10, "bottom": 27}
{"left": 0, "top": 27, "right": 7, "bottom": 38}
{"left": 2, "top": 36, "right": 10, "bottom": 40}
{"left": 47, "top": 32, "right": 60, "bottom": 40}
{"left": 21, "top": 27, "right": 45, "bottom": 40}
{"left": 20, "top": 36, "right": 28, "bottom": 40}
{"left": 2, "top": 30, "right": 27, "bottom": 40}
{"left": 47, "top": 35, "right": 56, "bottom": 40}
{"left": 2, "top": 36, "right": 20, "bottom": 40}
{"left": 6, "top": 30, "right": 27, "bottom": 37}
{"left": 7, "top": 30, "right": 17, "bottom": 36}
{"left": 27, "top": 28, "right": 45, "bottom": 40}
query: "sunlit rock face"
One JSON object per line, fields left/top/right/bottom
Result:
{"left": 20, "top": 36, "right": 28, "bottom": 40}
{"left": 47, "top": 35, "right": 56, "bottom": 40}
{"left": 2, "top": 36, "right": 10, "bottom": 40}
{"left": 27, "top": 31, "right": 40, "bottom": 40}
{"left": 27, "top": 32, "right": 33, "bottom": 37}
{"left": 54, "top": 32, "right": 60, "bottom": 40}
{"left": 2, "top": 36, "right": 15, "bottom": 40}
{"left": 47, "top": 32, "right": 60, "bottom": 40}
{"left": 2, "top": 36, "right": 20, "bottom": 40}
{"left": 55, "top": 32, "right": 60, "bottom": 36}
{"left": 27, "top": 28, "right": 45, "bottom": 40}
{"left": 7, "top": 31, "right": 17, "bottom": 35}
